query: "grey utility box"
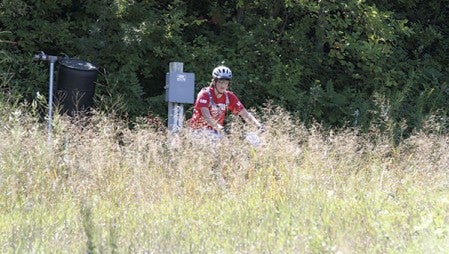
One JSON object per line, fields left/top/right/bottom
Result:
{"left": 165, "top": 72, "right": 195, "bottom": 104}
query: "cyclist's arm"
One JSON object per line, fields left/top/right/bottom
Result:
{"left": 238, "top": 108, "right": 262, "bottom": 128}
{"left": 200, "top": 107, "right": 223, "bottom": 132}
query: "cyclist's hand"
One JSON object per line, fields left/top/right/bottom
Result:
{"left": 223, "top": 126, "right": 231, "bottom": 135}
{"left": 216, "top": 124, "right": 224, "bottom": 134}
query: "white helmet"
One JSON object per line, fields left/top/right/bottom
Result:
{"left": 212, "top": 65, "right": 232, "bottom": 80}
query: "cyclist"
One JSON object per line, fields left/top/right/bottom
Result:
{"left": 189, "top": 65, "right": 263, "bottom": 188}
{"left": 189, "top": 65, "right": 263, "bottom": 136}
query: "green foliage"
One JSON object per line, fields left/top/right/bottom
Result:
{"left": 1, "top": 0, "right": 448, "bottom": 132}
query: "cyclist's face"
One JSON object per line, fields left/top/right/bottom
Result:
{"left": 215, "top": 79, "right": 230, "bottom": 94}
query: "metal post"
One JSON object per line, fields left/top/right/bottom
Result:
{"left": 177, "top": 104, "right": 184, "bottom": 129}
{"left": 167, "top": 62, "right": 184, "bottom": 132}
{"left": 167, "top": 101, "right": 174, "bottom": 131}
{"left": 47, "top": 58, "right": 56, "bottom": 142}
{"left": 34, "top": 52, "right": 59, "bottom": 143}
{"left": 172, "top": 102, "right": 179, "bottom": 131}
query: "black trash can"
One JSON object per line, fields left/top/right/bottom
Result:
{"left": 56, "top": 59, "right": 98, "bottom": 116}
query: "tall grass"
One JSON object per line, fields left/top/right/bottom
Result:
{"left": 0, "top": 103, "right": 448, "bottom": 253}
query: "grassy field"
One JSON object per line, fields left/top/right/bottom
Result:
{"left": 0, "top": 104, "right": 448, "bottom": 253}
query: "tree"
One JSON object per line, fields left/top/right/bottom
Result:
{"left": 1, "top": 0, "right": 448, "bottom": 133}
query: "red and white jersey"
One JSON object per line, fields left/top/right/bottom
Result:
{"left": 189, "top": 86, "right": 245, "bottom": 129}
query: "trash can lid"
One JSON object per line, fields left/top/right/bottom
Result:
{"left": 59, "top": 59, "right": 98, "bottom": 71}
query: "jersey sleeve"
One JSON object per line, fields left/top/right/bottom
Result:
{"left": 227, "top": 92, "right": 245, "bottom": 114}
{"left": 195, "top": 90, "right": 210, "bottom": 108}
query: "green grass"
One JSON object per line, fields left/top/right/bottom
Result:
{"left": 0, "top": 105, "right": 448, "bottom": 253}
